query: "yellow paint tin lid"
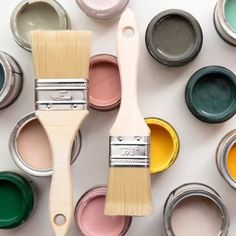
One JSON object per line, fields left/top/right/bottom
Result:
{"left": 145, "top": 117, "right": 180, "bottom": 174}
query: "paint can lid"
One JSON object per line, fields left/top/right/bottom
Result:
{"left": 0, "top": 171, "right": 35, "bottom": 229}
{"left": 185, "top": 66, "right": 236, "bottom": 123}
{"left": 145, "top": 9, "right": 203, "bottom": 66}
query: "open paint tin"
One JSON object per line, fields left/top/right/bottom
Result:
{"left": 216, "top": 130, "right": 236, "bottom": 189}
{"left": 89, "top": 54, "right": 121, "bottom": 111}
{"left": 164, "top": 183, "right": 230, "bottom": 236}
{"left": 9, "top": 112, "right": 82, "bottom": 177}
{"left": 145, "top": 118, "right": 180, "bottom": 174}
{"left": 145, "top": 9, "right": 203, "bottom": 66}
{"left": 11, "top": 0, "right": 70, "bottom": 51}
{"left": 0, "top": 171, "right": 35, "bottom": 229}
{"left": 185, "top": 66, "right": 236, "bottom": 123}
{"left": 75, "top": 186, "right": 132, "bottom": 236}
{"left": 214, "top": 0, "right": 236, "bottom": 45}
{"left": 75, "top": 0, "right": 129, "bottom": 20}
{"left": 0, "top": 51, "right": 23, "bottom": 109}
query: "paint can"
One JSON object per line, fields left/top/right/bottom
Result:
{"left": 89, "top": 54, "right": 121, "bottom": 111}
{"left": 9, "top": 112, "right": 82, "bottom": 177}
{"left": 145, "top": 9, "right": 203, "bottom": 66}
{"left": 216, "top": 130, "right": 236, "bottom": 189}
{"left": 75, "top": 186, "right": 132, "bottom": 236}
{"left": 0, "top": 171, "right": 36, "bottom": 229}
{"left": 164, "top": 183, "right": 230, "bottom": 236}
{"left": 11, "top": 0, "right": 70, "bottom": 51}
{"left": 214, "top": 0, "right": 236, "bottom": 45}
{"left": 185, "top": 66, "right": 236, "bottom": 123}
{"left": 145, "top": 117, "right": 180, "bottom": 174}
{"left": 75, "top": 0, "right": 129, "bottom": 20}
{"left": 0, "top": 51, "right": 23, "bottom": 109}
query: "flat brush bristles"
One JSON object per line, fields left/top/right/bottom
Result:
{"left": 105, "top": 168, "right": 152, "bottom": 216}
{"left": 31, "top": 31, "right": 91, "bottom": 79}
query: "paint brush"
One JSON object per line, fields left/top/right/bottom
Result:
{"left": 31, "top": 31, "right": 91, "bottom": 235}
{"left": 105, "top": 9, "right": 152, "bottom": 216}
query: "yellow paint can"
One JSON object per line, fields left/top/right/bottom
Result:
{"left": 145, "top": 118, "right": 180, "bottom": 174}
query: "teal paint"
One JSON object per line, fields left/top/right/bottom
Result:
{"left": 0, "top": 63, "right": 5, "bottom": 91}
{"left": 225, "top": 0, "right": 236, "bottom": 31}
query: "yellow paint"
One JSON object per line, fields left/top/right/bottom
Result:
{"left": 145, "top": 118, "right": 179, "bottom": 174}
{"left": 227, "top": 143, "right": 236, "bottom": 180}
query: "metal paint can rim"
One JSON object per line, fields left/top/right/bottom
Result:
{"left": 145, "top": 9, "right": 203, "bottom": 67}
{"left": 163, "top": 183, "right": 230, "bottom": 236}
{"left": 74, "top": 185, "right": 132, "bottom": 236}
{"left": 216, "top": 130, "right": 236, "bottom": 189}
{"left": 10, "top": 0, "right": 70, "bottom": 52}
{"left": 0, "top": 51, "right": 23, "bottom": 109}
{"left": 214, "top": 0, "right": 236, "bottom": 45}
{"left": 9, "top": 112, "right": 82, "bottom": 177}
{"left": 75, "top": 0, "right": 129, "bottom": 20}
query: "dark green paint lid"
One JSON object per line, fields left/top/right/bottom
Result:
{"left": 185, "top": 66, "right": 236, "bottom": 123}
{"left": 0, "top": 172, "right": 35, "bottom": 229}
{"left": 145, "top": 9, "right": 203, "bottom": 67}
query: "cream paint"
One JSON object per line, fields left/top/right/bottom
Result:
{"left": 16, "top": 2, "right": 59, "bottom": 43}
{"left": 17, "top": 119, "right": 52, "bottom": 170}
{"left": 83, "top": 0, "right": 120, "bottom": 10}
{"left": 171, "top": 196, "right": 222, "bottom": 236}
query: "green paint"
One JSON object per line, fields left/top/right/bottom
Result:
{"left": 0, "top": 180, "right": 23, "bottom": 220}
{"left": 0, "top": 172, "right": 35, "bottom": 229}
{"left": 225, "top": 0, "right": 236, "bottom": 31}
{"left": 193, "top": 76, "right": 234, "bottom": 114}
{"left": 0, "top": 63, "right": 5, "bottom": 91}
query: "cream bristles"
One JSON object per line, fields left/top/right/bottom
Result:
{"left": 105, "top": 168, "right": 152, "bottom": 216}
{"left": 31, "top": 31, "right": 91, "bottom": 79}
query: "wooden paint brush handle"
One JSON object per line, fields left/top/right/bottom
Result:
{"left": 36, "top": 110, "right": 89, "bottom": 236}
{"left": 110, "top": 8, "right": 149, "bottom": 137}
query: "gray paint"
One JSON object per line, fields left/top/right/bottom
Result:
{"left": 145, "top": 9, "right": 203, "bottom": 66}
{"left": 0, "top": 63, "right": 5, "bottom": 91}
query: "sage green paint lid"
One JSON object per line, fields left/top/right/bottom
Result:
{"left": 145, "top": 9, "right": 203, "bottom": 66}
{"left": 225, "top": 0, "right": 236, "bottom": 31}
{"left": 185, "top": 66, "right": 236, "bottom": 123}
{"left": 0, "top": 172, "right": 35, "bottom": 229}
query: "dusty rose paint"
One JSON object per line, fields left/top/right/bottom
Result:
{"left": 75, "top": 0, "right": 129, "bottom": 20}
{"left": 89, "top": 54, "right": 121, "bottom": 111}
{"left": 75, "top": 186, "right": 131, "bottom": 236}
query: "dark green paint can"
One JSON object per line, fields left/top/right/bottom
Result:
{"left": 185, "top": 66, "right": 236, "bottom": 123}
{"left": 0, "top": 171, "right": 35, "bottom": 229}
{"left": 145, "top": 9, "right": 203, "bottom": 67}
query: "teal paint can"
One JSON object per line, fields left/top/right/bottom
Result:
{"left": 185, "top": 66, "right": 236, "bottom": 123}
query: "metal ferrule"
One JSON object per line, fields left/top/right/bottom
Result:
{"left": 35, "top": 79, "right": 88, "bottom": 111}
{"left": 163, "top": 183, "right": 230, "bottom": 236}
{"left": 109, "top": 136, "right": 150, "bottom": 168}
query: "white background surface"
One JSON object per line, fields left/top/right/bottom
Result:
{"left": 0, "top": 0, "right": 236, "bottom": 235}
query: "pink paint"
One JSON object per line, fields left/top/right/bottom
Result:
{"left": 75, "top": 186, "right": 131, "bottom": 236}
{"left": 82, "top": 0, "right": 120, "bottom": 11}
{"left": 75, "top": 0, "right": 129, "bottom": 20}
{"left": 89, "top": 55, "right": 121, "bottom": 111}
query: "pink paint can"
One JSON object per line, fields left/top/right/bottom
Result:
{"left": 75, "top": 0, "right": 129, "bottom": 20}
{"left": 75, "top": 186, "right": 132, "bottom": 236}
{"left": 89, "top": 54, "right": 121, "bottom": 111}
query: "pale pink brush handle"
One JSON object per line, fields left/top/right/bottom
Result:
{"left": 36, "top": 110, "right": 89, "bottom": 236}
{"left": 110, "top": 8, "right": 149, "bottom": 137}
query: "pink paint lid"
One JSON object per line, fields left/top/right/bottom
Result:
{"left": 75, "top": 186, "right": 131, "bottom": 236}
{"left": 75, "top": 0, "right": 129, "bottom": 20}
{"left": 89, "top": 54, "right": 121, "bottom": 111}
